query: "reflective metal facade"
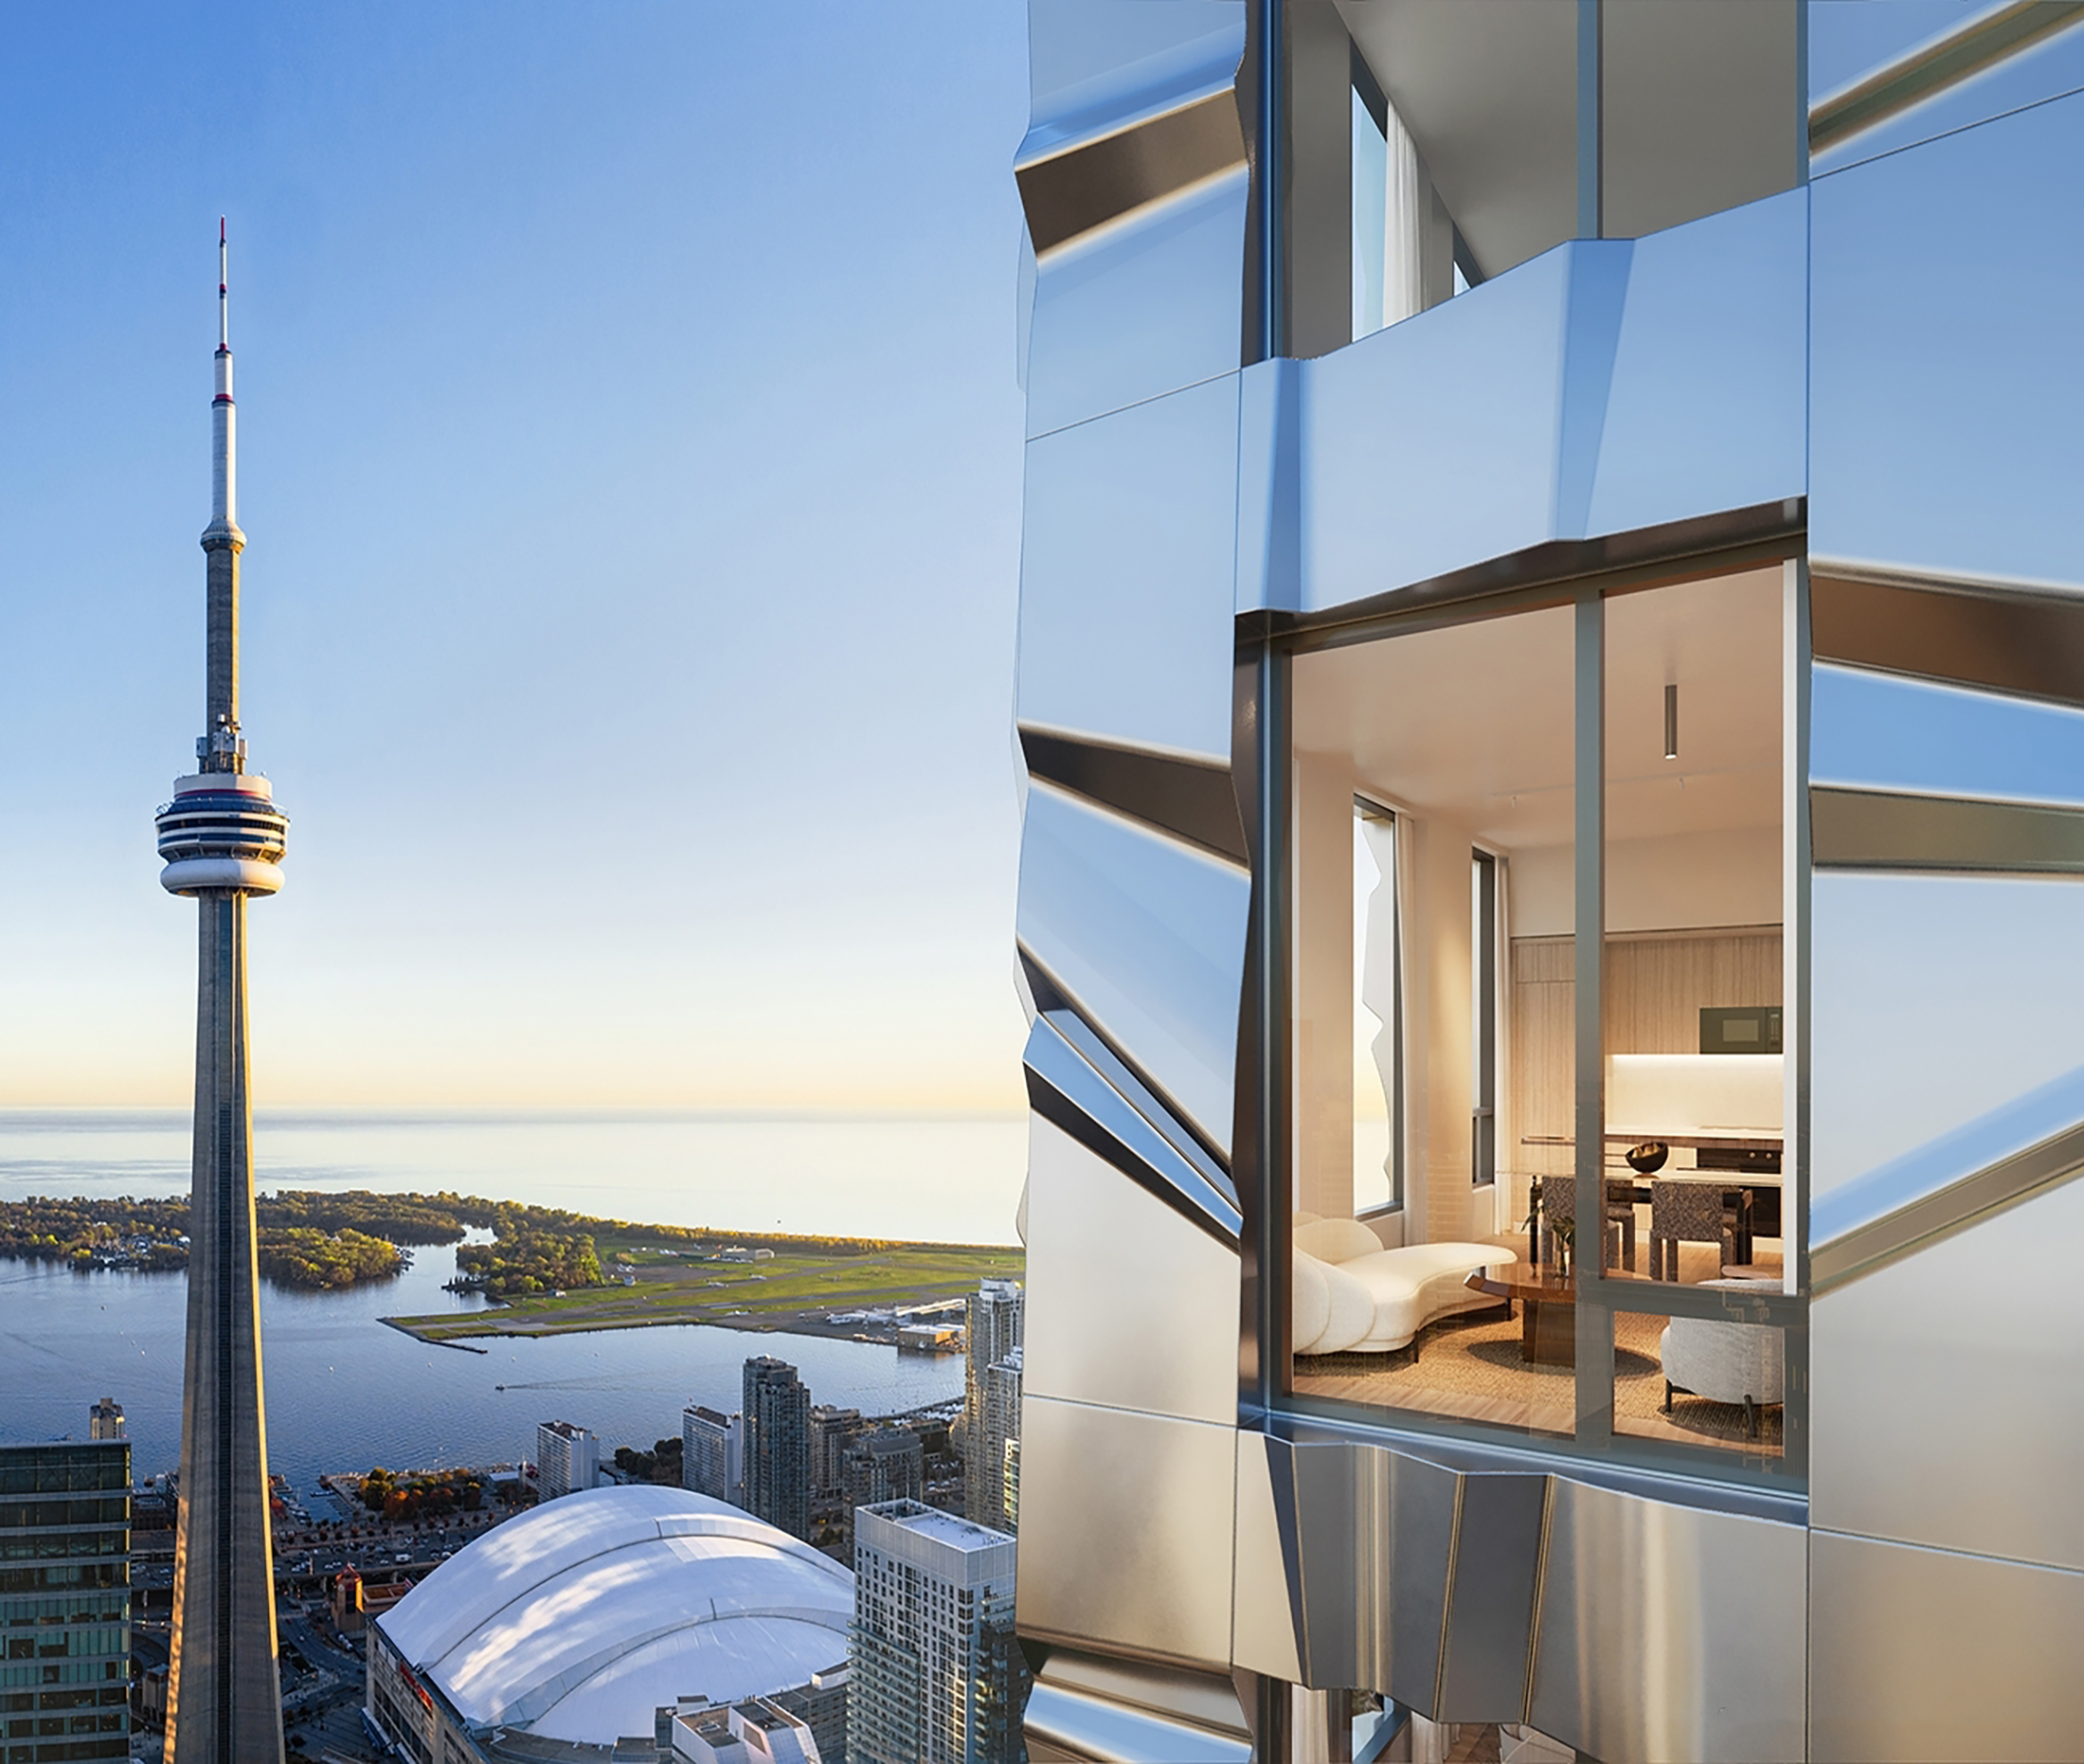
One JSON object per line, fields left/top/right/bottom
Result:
{"left": 1011, "top": 5, "right": 2084, "bottom": 1758}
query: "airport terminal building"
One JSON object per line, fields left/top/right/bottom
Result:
{"left": 1007, "top": 5, "right": 2084, "bottom": 1759}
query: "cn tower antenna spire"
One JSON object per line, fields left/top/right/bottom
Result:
{"left": 218, "top": 216, "right": 228, "bottom": 350}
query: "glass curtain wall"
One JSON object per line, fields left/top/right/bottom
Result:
{"left": 1289, "top": 606, "right": 1575, "bottom": 1438}
{"left": 1282, "top": 570, "right": 1806, "bottom": 1477}
{"left": 1309, "top": 3, "right": 1805, "bottom": 353}
{"left": 1591, "top": 570, "right": 1795, "bottom": 1464}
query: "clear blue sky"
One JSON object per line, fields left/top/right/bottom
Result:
{"left": 0, "top": 5, "right": 1035, "bottom": 1108}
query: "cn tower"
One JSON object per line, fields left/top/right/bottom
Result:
{"left": 154, "top": 222, "right": 288, "bottom": 1764}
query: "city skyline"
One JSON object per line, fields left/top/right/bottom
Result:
{"left": 0, "top": 6, "right": 1032, "bottom": 1116}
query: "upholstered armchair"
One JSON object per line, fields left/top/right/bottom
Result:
{"left": 1659, "top": 1283, "right": 1785, "bottom": 1437}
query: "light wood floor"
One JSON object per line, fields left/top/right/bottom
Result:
{"left": 1292, "top": 1235, "right": 1785, "bottom": 1455}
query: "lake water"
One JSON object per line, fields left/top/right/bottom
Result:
{"left": 0, "top": 1246, "right": 966, "bottom": 1497}
{"left": 0, "top": 1109, "right": 1019, "bottom": 1496}
{"left": 0, "top": 1108, "right": 1029, "bottom": 1244}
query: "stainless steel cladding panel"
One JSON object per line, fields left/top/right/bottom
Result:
{"left": 1247, "top": 199, "right": 1803, "bottom": 619}
{"left": 1024, "top": 1649, "right": 1253, "bottom": 1764}
{"left": 1810, "top": 9, "right": 2084, "bottom": 178}
{"left": 1290, "top": 245, "right": 1578, "bottom": 609}
{"left": 1017, "top": 378, "right": 1241, "bottom": 762}
{"left": 1813, "top": 1175, "right": 2084, "bottom": 1571}
{"left": 1231, "top": 1432, "right": 1304, "bottom": 1684}
{"left": 1016, "top": 784, "right": 1248, "bottom": 1156}
{"left": 1436, "top": 1473, "right": 1548, "bottom": 1723}
{"left": 1811, "top": 92, "right": 2084, "bottom": 591}
{"left": 1017, "top": 1395, "right": 1237, "bottom": 1669}
{"left": 1810, "top": 874, "right": 2084, "bottom": 1200}
{"left": 1810, "top": 664, "right": 2084, "bottom": 812}
{"left": 1291, "top": 1437, "right": 1460, "bottom": 1703}
{"left": 1024, "top": 1, "right": 1245, "bottom": 164}
{"left": 1528, "top": 1478, "right": 1806, "bottom": 1763}
{"left": 1237, "top": 1434, "right": 1546, "bottom": 1720}
{"left": 1023, "top": 1114, "right": 1239, "bottom": 1425}
{"left": 1578, "top": 189, "right": 1805, "bottom": 539}
{"left": 1811, "top": 1529, "right": 2084, "bottom": 1762}
{"left": 1023, "top": 167, "right": 1247, "bottom": 441}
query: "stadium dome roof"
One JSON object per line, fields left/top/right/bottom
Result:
{"left": 375, "top": 1484, "right": 852, "bottom": 1745}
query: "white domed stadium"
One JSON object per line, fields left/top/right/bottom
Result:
{"left": 365, "top": 1485, "right": 852, "bottom": 1762}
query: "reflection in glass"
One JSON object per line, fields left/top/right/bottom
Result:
{"left": 1353, "top": 806, "right": 1397, "bottom": 1214}
{"left": 1351, "top": 82, "right": 1387, "bottom": 341}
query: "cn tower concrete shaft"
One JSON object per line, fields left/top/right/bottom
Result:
{"left": 158, "top": 222, "right": 287, "bottom": 1764}
{"left": 168, "top": 892, "right": 284, "bottom": 1764}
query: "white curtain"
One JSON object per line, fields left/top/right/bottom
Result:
{"left": 1382, "top": 100, "right": 1426, "bottom": 328}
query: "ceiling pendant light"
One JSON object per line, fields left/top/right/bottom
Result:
{"left": 1663, "top": 682, "right": 1679, "bottom": 761}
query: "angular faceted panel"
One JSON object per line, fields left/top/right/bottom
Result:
{"left": 1019, "top": 0, "right": 1247, "bottom": 436}
{"left": 1813, "top": 664, "right": 2084, "bottom": 808}
{"left": 1018, "top": 377, "right": 1240, "bottom": 762}
{"left": 1810, "top": 2, "right": 2084, "bottom": 174}
{"left": 1016, "top": 782, "right": 1248, "bottom": 1155}
{"left": 1813, "top": 1172, "right": 2084, "bottom": 1574}
{"left": 1024, "top": 165, "right": 1249, "bottom": 440}
{"left": 1812, "top": 91, "right": 2084, "bottom": 591}
{"left": 1811, "top": 872, "right": 2084, "bottom": 1207}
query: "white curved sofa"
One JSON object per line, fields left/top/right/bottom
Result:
{"left": 1292, "top": 1215, "right": 1517, "bottom": 1357}
{"left": 1659, "top": 1280, "right": 1784, "bottom": 1437}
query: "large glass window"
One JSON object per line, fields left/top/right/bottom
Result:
{"left": 1289, "top": 606, "right": 1575, "bottom": 1439}
{"left": 1282, "top": 567, "right": 1805, "bottom": 1477}
{"left": 1293, "top": 3, "right": 1804, "bottom": 356}
{"left": 1593, "top": 569, "right": 1791, "bottom": 1462}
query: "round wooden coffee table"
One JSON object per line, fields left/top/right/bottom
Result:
{"left": 1464, "top": 1263, "right": 1579, "bottom": 1365}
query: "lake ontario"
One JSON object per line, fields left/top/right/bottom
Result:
{"left": 0, "top": 1110, "right": 1021, "bottom": 1496}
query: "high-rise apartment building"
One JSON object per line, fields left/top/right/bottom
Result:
{"left": 683, "top": 1404, "right": 744, "bottom": 1507}
{"left": 838, "top": 1431, "right": 924, "bottom": 1556}
{"left": 87, "top": 1399, "right": 124, "bottom": 1442}
{"left": 979, "top": 1348, "right": 1021, "bottom": 1534}
{"left": 534, "top": 1420, "right": 598, "bottom": 1501}
{"left": 1007, "top": 4, "right": 2084, "bottom": 1757}
{"left": 154, "top": 222, "right": 288, "bottom": 1764}
{"left": 0, "top": 1441, "right": 132, "bottom": 1763}
{"left": 961, "top": 1282, "right": 1020, "bottom": 1526}
{"left": 808, "top": 1404, "right": 862, "bottom": 1499}
{"left": 849, "top": 1501, "right": 1023, "bottom": 1764}
{"left": 743, "top": 1358, "right": 811, "bottom": 1540}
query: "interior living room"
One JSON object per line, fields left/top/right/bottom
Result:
{"left": 1286, "top": 568, "right": 1789, "bottom": 1460}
